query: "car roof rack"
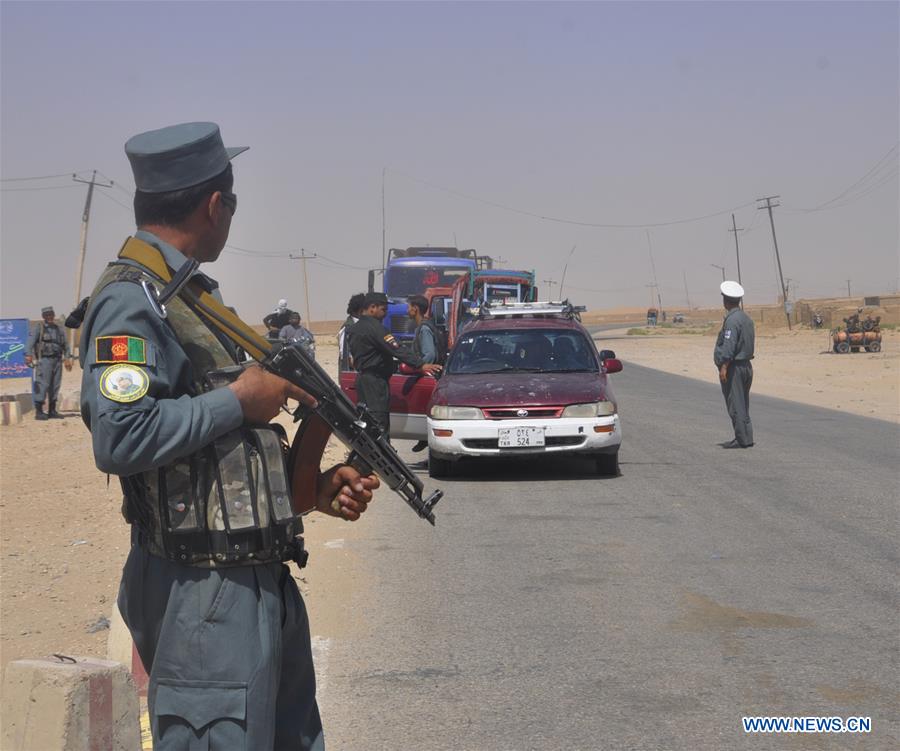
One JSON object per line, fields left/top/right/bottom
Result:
{"left": 478, "top": 300, "right": 586, "bottom": 320}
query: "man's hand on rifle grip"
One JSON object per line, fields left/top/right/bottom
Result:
{"left": 229, "top": 364, "right": 318, "bottom": 423}
{"left": 316, "top": 464, "right": 380, "bottom": 521}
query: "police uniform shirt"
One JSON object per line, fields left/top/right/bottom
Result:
{"left": 79, "top": 230, "right": 244, "bottom": 476}
{"left": 714, "top": 308, "right": 755, "bottom": 367}
{"left": 349, "top": 315, "right": 424, "bottom": 376}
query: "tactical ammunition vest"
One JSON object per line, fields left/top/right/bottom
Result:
{"left": 88, "top": 256, "right": 305, "bottom": 568}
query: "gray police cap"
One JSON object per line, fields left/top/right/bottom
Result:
{"left": 41, "top": 306, "right": 54, "bottom": 315}
{"left": 125, "top": 122, "right": 248, "bottom": 194}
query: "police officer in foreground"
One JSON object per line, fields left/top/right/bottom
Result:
{"left": 79, "top": 122, "right": 378, "bottom": 750}
{"left": 25, "top": 306, "right": 72, "bottom": 419}
{"left": 714, "top": 281, "right": 755, "bottom": 448}
{"left": 349, "top": 292, "right": 441, "bottom": 439}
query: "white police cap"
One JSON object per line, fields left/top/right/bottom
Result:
{"left": 720, "top": 280, "right": 745, "bottom": 298}
{"left": 125, "top": 122, "right": 248, "bottom": 194}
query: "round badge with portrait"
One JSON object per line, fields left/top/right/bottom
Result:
{"left": 99, "top": 364, "right": 149, "bottom": 403}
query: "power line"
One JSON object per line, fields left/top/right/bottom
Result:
{"left": 785, "top": 143, "right": 899, "bottom": 213}
{"left": 387, "top": 167, "right": 757, "bottom": 229}
{"left": 95, "top": 189, "right": 133, "bottom": 212}
{"left": 1, "top": 184, "right": 81, "bottom": 192}
{"left": 0, "top": 172, "right": 81, "bottom": 182}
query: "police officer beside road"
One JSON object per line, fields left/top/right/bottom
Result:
{"left": 25, "top": 306, "right": 72, "bottom": 419}
{"left": 79, "top": 122, "right": 378, "bottom": 750}
{"left": 714, "top": 281, "right": 755, "bottom": 448}
{"left": 349, "top": 292, "right": 441, "bottom": 439}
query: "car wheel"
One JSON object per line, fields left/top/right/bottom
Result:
{"left": 866, "top": 341, "right": 881, "bottom": 353}
{"left": 595, "top": 451, "right": 620, "bottom": 477}
{"left": 835, "top": 341, "right": 850, "bottom": 354}
{"left": 428, "top": 451, "right": 454, "bottom": 479}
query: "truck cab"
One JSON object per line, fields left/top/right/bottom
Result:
{"left": 381, "top": 247, "right": 478, "bottom": 345}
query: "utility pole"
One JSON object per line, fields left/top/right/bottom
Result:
{"left": 682, "top": 270, "right": 692, "bottom": 310}
{"left": 710, "top": 263, "right": 726, "bottom": 281}
{"left": 381, "top": 167, "right": 386, "bottom": 274}
{"left": 728, "top": 213, "right": 743, "bottom": 287}
{"left": 846, "top": 279, "right": 852, "bottom": 298}
{"left": 70, "top": 170, "right": 113, "bottom": 352}
{"left": 559, "top": 244, "right": 577, "bottom": 298}
{"left": 542, "top": 279, "right": 558, "bottom": 298}
{"left": 289, "top": 249, "right": 315, "bottom": 324}
{"left": 645, "top": 231, "right": 663, "bottom": 313}
{"left": 758, "top": 195, "right": 791, "bottom": 330}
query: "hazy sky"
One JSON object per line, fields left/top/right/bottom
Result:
{"left": 2, "top": 1, "right": 898, "bottom": 322}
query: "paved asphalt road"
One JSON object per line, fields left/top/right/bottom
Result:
{"left": 313, "top": 356, "right": 899, "bottom": 750}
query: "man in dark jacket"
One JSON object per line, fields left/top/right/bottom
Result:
{"left": 349, "top": 292, "right": 441, "bottom": 439}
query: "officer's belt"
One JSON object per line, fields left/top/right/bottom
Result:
{"left": 131, "top": 525, "right": 307, "bottom": 569}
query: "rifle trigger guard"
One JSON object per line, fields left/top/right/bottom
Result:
{"left": 142, "top": 279, "right": 167, "bottom": 319}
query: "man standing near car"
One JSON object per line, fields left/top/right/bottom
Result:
{"left": 407, "top": 294, "right": 441, "bottom": 452}
{"left": 714, "top": 280, "right": 755, "bottom": 448}
{"left": 349, "top": 292, "right": 441, "bottom": 440}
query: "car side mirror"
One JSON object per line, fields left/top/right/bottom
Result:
{"left": 602, "top": 358, "right": 623, "bottom": 374}
{"left": 598, "top": 349, "right": 616, "bottom": 360}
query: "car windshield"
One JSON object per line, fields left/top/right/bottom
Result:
{"left": 446, "top": 329, "right": 598, "bottom": 374}
{"left": 385, "top": 266, "right": 472, "bottom": 298}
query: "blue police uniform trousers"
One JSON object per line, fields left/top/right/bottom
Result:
{"left": 721, "top": 360, "right": 754, "bottom": 447}
{"left": 118, "top": 544, "right": 324, "bottom": 751}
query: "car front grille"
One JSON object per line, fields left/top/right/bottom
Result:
{"left": 482, "top": 406, "right": 564, "bottom": 419}
{"left": 462, "top": 436, "right": 586, "bottom": 450}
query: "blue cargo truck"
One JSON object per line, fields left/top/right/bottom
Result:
{"left": 374, "top": 247, "right": 479, "bottom": 344}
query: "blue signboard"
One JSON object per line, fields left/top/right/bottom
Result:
{"left": 0, "top": 319, "right": 30, "bottom": 379}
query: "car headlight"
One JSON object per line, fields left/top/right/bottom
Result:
{"left": 562, "top": 400, "right": 616, "bottom": 418}
{"left": 429, "top": 405, "right": 484, "bottom": 420}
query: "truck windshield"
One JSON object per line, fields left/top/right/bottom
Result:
{"left": 385, "top": 266, "right": 471, "bottom": 298}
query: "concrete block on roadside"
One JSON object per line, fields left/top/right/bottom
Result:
{"left": 1, "top": 656, "right": 140, "bottom": 751}
{"left": 15, "top": 392, "right": 33, "bottom": 414}
{"left": 0, "top": 399, "right": 22, "bottom": 426}
{"left": 59, "top": 391, "right": 81, "bottom": 413}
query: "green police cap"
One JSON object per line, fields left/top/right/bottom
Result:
{"left": 125, "top": 122, "right": 248, "bottom": 194}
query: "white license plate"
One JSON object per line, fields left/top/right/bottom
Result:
{"left": 498, "top": 427, "right": 545, "bottom": 448}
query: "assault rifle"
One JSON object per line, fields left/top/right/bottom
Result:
{"left": 139, "top": 250, "right": 442, "bottom": 525}
{"left": 267, "top": 340, "right": 442, "bottom": 525}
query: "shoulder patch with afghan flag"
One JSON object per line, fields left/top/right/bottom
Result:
{"left": 98, "top": 364, "right": 150, "bottom": 403}
{"left": 383, "top": 333, "right": 399, "bottom": 348}
{"left": 96, "top": 335, "right": 147, "bottom": 364}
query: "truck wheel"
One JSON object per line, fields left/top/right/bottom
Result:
{"left": 835, "top": 341, "right": 850, "bottom": 354}
{"left": 595, "top": 451, "right": 620, "bottom": 477}
{"left": 428, "top": 451, "right": 454, "bottom": 479}
{"left": 866, "top": 341, "right": 882, "bottom": 353}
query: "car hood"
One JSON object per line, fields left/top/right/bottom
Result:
{"left": 432, "top": 371, "right": 608, "bottom": 408}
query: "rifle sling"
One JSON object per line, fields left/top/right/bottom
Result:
{"left": 119, "top": 237, "right": 272, "bottom": 362}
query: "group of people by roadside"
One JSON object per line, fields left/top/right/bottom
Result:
{"left": 264, "top": 298, "right": 316, "bottom": 358}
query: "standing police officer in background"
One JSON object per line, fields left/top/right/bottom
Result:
{"left": 349, "top": 292, "right": 441, "bottom": 440}
{"left": 25, "top": 305, "right": 72, "bottom": 419}
{"left": 79, "top": 122, "right": 378, "bottom": 750}
{"left": 714, "top": 281, "right": 755, "bottom": 448}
